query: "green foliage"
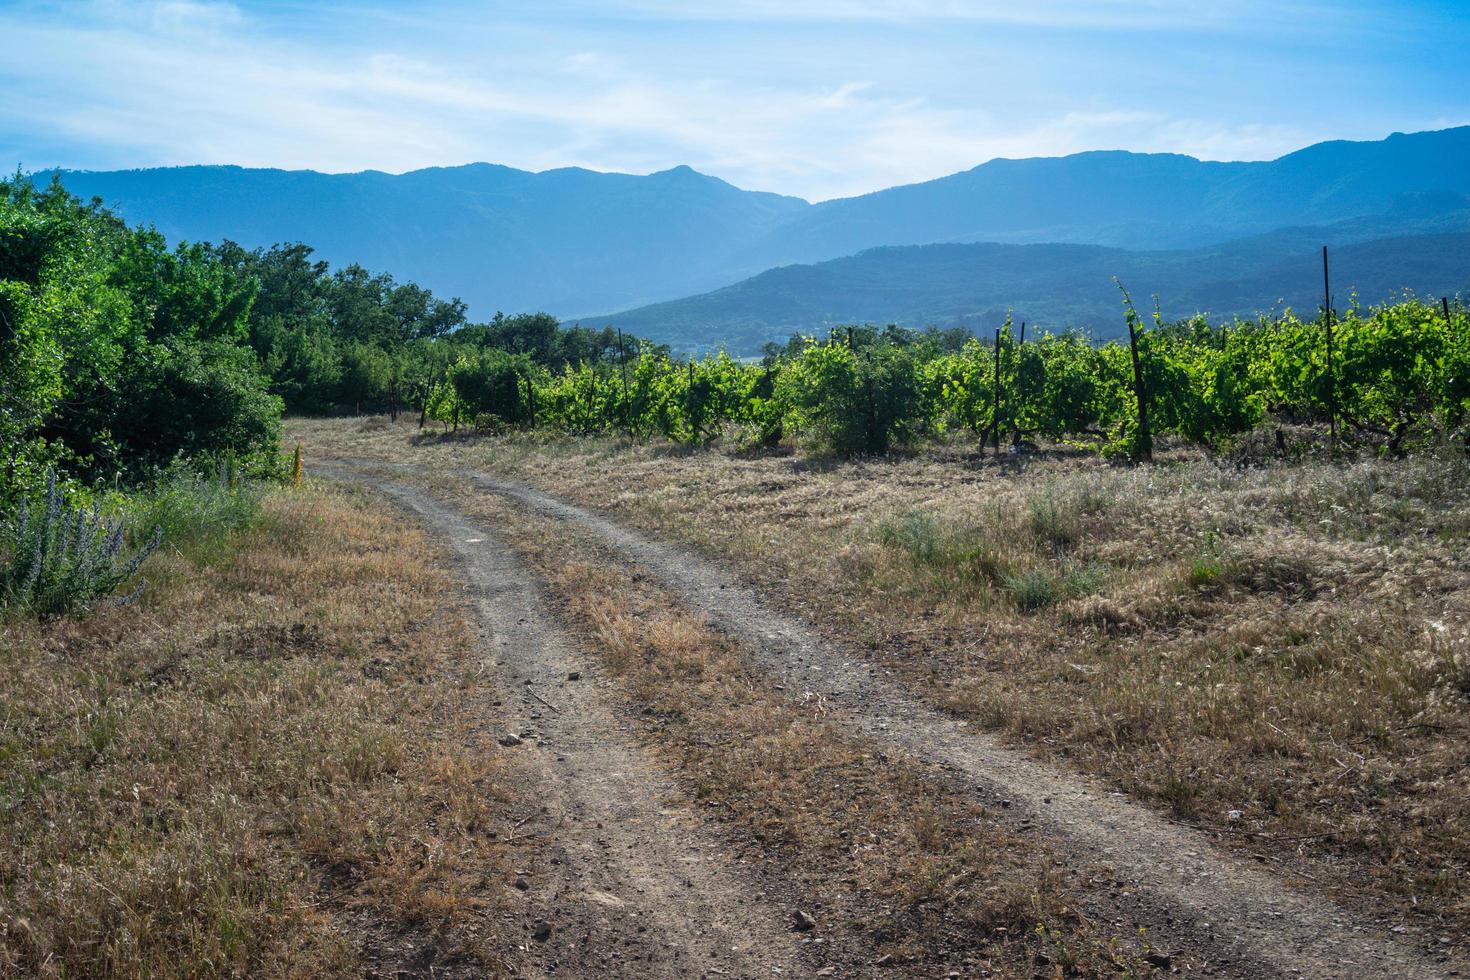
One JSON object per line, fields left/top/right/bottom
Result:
{"left": 1002, "top": 568, "right": 1058, "bottom": 611}
{"left": 1, "top": 472, "right": 161, "bottom": 618}
{"left": 123, "top": 462, "right": 264, "bottom": 560}
{"left": 1, "top": 173, "right": 283, "bottom": 501}
{"left": 113, "top": 340, "right": 282, "bottom": 476}
{"left": 428, "top": 348, "right": 539, "bottom": 430}
{"left": 420, "top": 297, "right": 1470, "bottom": 461}
{"left": 213, "top": 243, "right": 641, "bottom": 419}
{"left": 877, "top": 510, "right": 944, "bottom": 563}
{"left": 1189, "top": 558, "right": 1223, "bottom": 588}
{"left": 875, "top": 509, "right": 1013, "bottom": 591}
{"left": 533, "top": 346, "right": 776, "bottom": 445}
{"left": 457, "top": 312, "right": 623, "bottom": 368}
{"left": 1002, "top": 562, "right": 1106, "bottom": 612}
{"left": 777, "top": 336, "right": 927, "bottom": 455}
{"left": 539, "top": 361, "right": 617, "bottom": 435}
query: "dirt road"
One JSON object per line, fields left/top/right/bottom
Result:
{"left": 325, "top": 461, "right": 1464, "bottom": 979}
{"left": 339, "top": 474, "right": 807, "bottom": 978}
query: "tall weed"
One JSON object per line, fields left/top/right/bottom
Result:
{"left": 1, "top": 472, "right": 161, "bottom": 617}
{"left": 125, "top": 462, "right": 263, "bottom": 559}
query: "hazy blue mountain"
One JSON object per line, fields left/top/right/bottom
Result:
{"left": 47, "top": 163, "right": 809, "bottom": 316}
{"left": 595, "top": 223, "right": 1470, "bottom": 353}
{"left": 47, "top": 126, "right": 1470, "bottom": 325}
{"left": 751, "top": 127, "right": 1470, "bottom": 263}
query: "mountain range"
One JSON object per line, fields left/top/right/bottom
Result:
{"left": 47, "top": 126, "right": 1470, "bottom": 350}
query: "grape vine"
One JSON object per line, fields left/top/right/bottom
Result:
{"left": 422, "top": 298, "right": 1470, "bottom": 459}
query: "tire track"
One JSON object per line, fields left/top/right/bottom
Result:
{"left": 330, "top": 471, "right": 803, "bottom": 979}
{"left": 448, "top": 467, "right": 1462, "bottom": 980}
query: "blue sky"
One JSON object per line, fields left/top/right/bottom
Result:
{"left": 1, "top": 0, "right": 1466, "bottom": 200}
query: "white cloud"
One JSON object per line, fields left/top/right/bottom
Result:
{"left": 558, "top": 0, "right": 1322, "bottom": 31}
{"left": 147, "top": 0, "right": 244, "bottom": 32}
{"left": 0, "top": 0, "right": 1461, "bottom": 199}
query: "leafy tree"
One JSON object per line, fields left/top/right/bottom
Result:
{"left": 0, "top": 173, "right": 282, "bottom": 501}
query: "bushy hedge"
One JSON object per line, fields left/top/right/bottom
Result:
{"left": 1, "top": 175, "right": 282, "bottom": 504}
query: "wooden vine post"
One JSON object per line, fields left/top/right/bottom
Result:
{"left": 1322, "top": 246, "right": 1337, "bottom": 451}
{"left": 687, "top": 360, "right": 698, "bottom": 442}
{"left": 1451, "top": 299, "right": 1470, "bottom": 458}
{"left": 1125, "top": 312, "right": 1152, "bottom": 463}
{"left": 1012, "top": 321, "right": 1026, "bottom": 447}
{"left": 617, "top": 328, "right": 632, "bottom": 437}
{"left": 991, "top": 327, "right": 1002, "bottom": 456}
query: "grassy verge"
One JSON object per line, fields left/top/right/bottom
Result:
{"left": 291, "top": 416, "right": 1470, "bottom": 937}
{"left": 0, "top": 483, "right": 515, "bottom": 978}
{"left": 447, "top": 481, "right": 1152, "bottom": 978}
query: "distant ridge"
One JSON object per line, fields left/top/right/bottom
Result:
{"left": 50, "top": 162, "right": 808, "bottom": 316}
{"left": 47, "top": 126, "right": 1470, "bottom": 337}
{"left": 594, "top": 223, "right": 1470, "bottom": 353}
{"left": 750, "top": 127, "right": 1470, "bottom": 263}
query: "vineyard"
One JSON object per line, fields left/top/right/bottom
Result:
{"left": 423, "top": 295, "right": 1470, "bottom": 460}
{"left": 8, "top": 177, "right": 1465, "bottom": 511}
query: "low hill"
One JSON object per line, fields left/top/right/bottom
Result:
{"left": 594, "top": 224, "right": 1470, "bottom": 352}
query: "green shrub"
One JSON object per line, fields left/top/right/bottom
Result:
{"left": 109, "top": 340, "right": 284, "bottom": 479}
{"left": 875, "top": 509, "right": 1020, "bottom": 599}
{"left": 1, "top": 174, "right": 284, "bottom": 491}
{"left": 1188, "top": 558, "right": 1223, "bottom": 588}
{"left": 876, "top": 510, "right": 943, "bottom": 563}
{"left": 1027, "top": 495, "right": 1081, "bottom": 550}
{"left": 1004, "top": 568, "right": 1057, "bottom": 611}
{"left": 428, "top": 348, "right": 538, "bottom": 430}
{"left": 1004, "top": 561, "right": 1108, "bottom": 612}
{"left": 1, "top": 472, "right": 161, "bottom": 618}
{"left": 777, "top": 338, "right": 926, "bottom": 455}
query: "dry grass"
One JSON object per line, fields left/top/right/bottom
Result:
{"left": 450, "top": 484, "right": 1153, "bottom": 978}
{"left": 0, "top": 484, "right": 517, "bottom": 978}
{"left": 293, "top": 415, "right": 1470, "bottom": 936}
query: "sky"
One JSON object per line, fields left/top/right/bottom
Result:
{"left": 1, "top": 0, "right": 1467, "bottom": 201}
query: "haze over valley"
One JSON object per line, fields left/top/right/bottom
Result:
{"left": 49, "top": 125, "right": 1470, "bottom": 350}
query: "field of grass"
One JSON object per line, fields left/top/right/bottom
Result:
{"left": 295, "top": 416, "right": 1470, "bottom": 937}
{"left": 0, "top": 484, "right": 516, "bottom": 978}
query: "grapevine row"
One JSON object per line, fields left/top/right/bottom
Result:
{"left": 423, "top": 298, "right": 1470, "bottom": 459}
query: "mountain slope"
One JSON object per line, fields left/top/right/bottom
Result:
{"left": 49, "top": 163, "right": 809, "bottom": 317}
{"left": 754, "top": 127, "right": 1470, "bottom": 263}
{"left": 47, "top": 126, "right": 1470, "bottom": 322}
{"left": 596, "top": 225, "right": 1470, "bottom": 352}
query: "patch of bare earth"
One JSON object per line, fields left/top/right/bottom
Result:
{"left": 292, "top": 415, "right": 1470, "bottom": 974}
